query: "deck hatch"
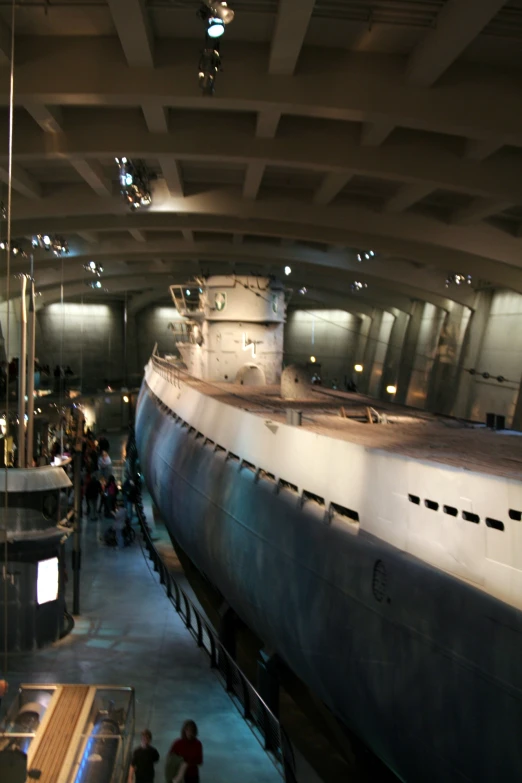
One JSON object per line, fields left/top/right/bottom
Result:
{"left": 486, "top": 517, "right": 504, "bottom": 531}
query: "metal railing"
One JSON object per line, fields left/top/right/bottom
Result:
{"left": 133, "top": 490, "right": 297, "bottom": 783}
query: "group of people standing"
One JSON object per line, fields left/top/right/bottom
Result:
{"left": 129, "top": 721, "right": 203, "bottom": 783}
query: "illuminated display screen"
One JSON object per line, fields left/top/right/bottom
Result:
{"left": 37, "top": 557, "right": 59, "bottom": 605}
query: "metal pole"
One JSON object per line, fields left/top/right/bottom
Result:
{"left": 123, "top": 292, "right": 128, "bottom": 386}
{"left": 26, "top": 264, "right": 35, "bottom": 467}
{"left": 72, "top": 449, "right": 82, "bottom": 615}
{"left": 17, "top": 274, "right": 27, "bottom": 468}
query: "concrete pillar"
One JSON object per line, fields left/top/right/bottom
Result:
{"left": 451, "top": 290, "right": 493, "bottom": 419}
{"left": 379, "top": 310, "right": 410, "bottom": 400}
{"left": 360, "top": 310, "right": 383, "bottom": 394}
{"left": 426, "top": 303, "right": 471, "bottom": 415}
{"left": 395, "top": 300, "right": 424, "bottom": 405}
{"left": 257, "top": 650, "right": 280, "bottom": 719}
{"left": 511, "top": 371, "right": 522, "bottom": 431}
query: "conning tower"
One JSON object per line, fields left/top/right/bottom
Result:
{"left": 170, "top": 275, "right": 285, "bottom": 385}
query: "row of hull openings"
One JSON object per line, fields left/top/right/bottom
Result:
{"left": 157, "top": 400, "right": 360, "bottom": 526}
{"left": 407, "top": 494, "right": 521, "bottom": 532}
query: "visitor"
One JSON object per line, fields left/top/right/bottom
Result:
{"left": 98, "top": 449, "right": 112, "bottom": 480}
{"left": 106, "top": 475, "right": 118, "bottom": 512}
{"left": 128, "top": 729, "right": 160, "bottom": 783}
{"left": 0, "top": 678, "right": 7, "bottom": 708}
{"left": 85, "top": 473, "right": 102, "bottom": 520}
{"left": 123, "top": 477, "right": 137, "bottom": 521}
{"left": 168, "top": 720, "right": 203, "bottom": 783}
{"left": 98, "top": 431, "right": 110, "bottom": 454}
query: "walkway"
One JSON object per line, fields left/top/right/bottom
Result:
{"left": 2, "top": 505, "right": 282, "bottom": 783}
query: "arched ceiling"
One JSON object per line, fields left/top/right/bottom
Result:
{"left": 0, "top": 0, "right": 522, "bottom": 317}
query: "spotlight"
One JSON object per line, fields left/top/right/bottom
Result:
{"left": 298, "top": 287, "right": 307, "bottom": 294}
{"left": 0, "top": 202, "right": 6, "bottom": 220}
{"left": 123, "top": 395, "right": 129, "bottom": 403}
{"left": 310, "top": 356, "right": 316, "bottom": 363}
{"left": 445, "top": 272, "right": 472, "bottom": 288}
{"left": 0, "top": 240, "right": 27, "bottom": 257}
{"left": 83, "top": 261, "right": 103, "bottom": 276}
{"left": 86, "top": 280, "right": 106, "bottom": 290}
{"left": 204, "top": 0, "right": 234, "bottom": 24}
{"left": 185, "top": 289, "right": 191, "bottom": 296}
{"left": 115, "top": 157, "right": 152, "bottom": 210}
{"left": 32, "top": 234, "right": 69, "bottom": 256}
{"left": 350, "top": 280, "right": 367, "bottom": 293}
{"left": 284, "top": 266, "right": 292, "bottom": 276}
{"left": 386, "top": 385, "right": 397, "bottom": 394}
{"left": 354, "top": 364, "right": 363, "bottom": 372}
{"left": 207, "top": 17, "right": 225, "bottom": 37}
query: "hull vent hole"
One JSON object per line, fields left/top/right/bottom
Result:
{"left": 372, "top": 560, "right": 387, "bottom": 602}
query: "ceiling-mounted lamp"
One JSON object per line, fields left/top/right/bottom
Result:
{"left": 204, "top": 0, "right": 234, "bottom": 24}
{"left": 32, "top": 234, "right": 69, "bottom": 256}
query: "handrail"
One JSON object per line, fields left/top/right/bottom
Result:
{"left": 132, "top": 483, "right": 298, "bottom": 783}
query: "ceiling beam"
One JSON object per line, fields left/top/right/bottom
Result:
{"left": 77, "top": 231, "right": 98, "bottom": 243}
{"left": 407, "top": 0, "right": 509, "bottom": 86}
{"left": 142, "top": 100, "right": 168, "bottom": 133}
{"left": 129, "top": 229, "right": 147, "bottom": 242}
{"left": 158, "top": 157, "right": 184, "bottom": 197}
{"left": 360, "top": 121, "right": 395, "bottom": 147}
{"left": 3, "top": 41, "right": 522, "bottom": 148}
{"left": 70, "top": 159, "right": 112, "bottom": 197}
{"left": 6, "top": 122, "right": 522, "bottom": 207}
{"left": 464, "top": 139, "right": 503, "bottom": 162}
{"left": 314, "top": 173, "right": 352, "bottom": 206}
{"left": 256, "top": 110, "right": 281, "bottom": 139}
{"left": 452, "top": 197, "right": 512, "bottom": 225}
{"left": 0, "top": 16, "right": 10, "bottom": 64}
{"left": 384, "top": 184, "right": 434, "bottom": 214}
{"left": 0, "top": 163, "right": 41, "bottom": 199}
{"left": 24, "top": 103, "right": 63, "bottom": 134}
{"left": 269, "top": 0, "right": 316, "bottom": 75}
{"left": 107, "top": 0, "right": 154, "bottom": 68}
{"left": 6, "top": 187, "right": 522, "bottom": 289}
{"left": 243, "top": 162, "right": 265, "bottom": 199}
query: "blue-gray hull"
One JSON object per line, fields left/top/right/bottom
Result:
{"left": 136, "top": 381, "right": 522, "bottom": 783}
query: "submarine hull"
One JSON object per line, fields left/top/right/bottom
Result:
{"left": 136, "top": 379, "right": 522, "bottom": 783}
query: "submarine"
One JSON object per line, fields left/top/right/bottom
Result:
{"left": 135, "top": 275, "right": 522, "bottom": 782}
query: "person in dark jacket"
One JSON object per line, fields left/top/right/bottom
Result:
{"left": 128, "top": 729, "right": 160, "bottom": 783}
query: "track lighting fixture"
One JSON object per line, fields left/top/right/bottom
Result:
{"left": 84, "top": 260, "right": 104, "bottom": 276}
{"left": 204, "top": 0, "right": 234, "bottom": 24}
{"left": 115, "top": 157, "right": 152, "bottom": 210}
{"left": 86, "top": 279, "right": 107, "bottom": 291}
{"left": 356, "top": 250, "right": 375, "bottom": 262}
{"left": 445, "top": 273, "right": 472, "bottom": 288}
{"left": 32, "top": 234, "right": 69, "bottom": 256}
{"left": 0, "top": 240, "right": 27, "bottom": 257}
{"left": 198, "top": 44, "right": 222, "bottom": 96}
{"left": 351, "top": 280, "right": 367, "bottom": 293}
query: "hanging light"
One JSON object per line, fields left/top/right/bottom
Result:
{"left": 115, "top": 157, "right": 152, "bottom": 210}
{"left": 298, "top": 287, "right": 307, "bottom": 294}
{"left": 204, "top": 0, "right": 234, "bottom": 24}
{"left": 207, "top": 17, "right": 225, "bottom": 37}
{"left": 32, "top": 234, "right": 69, "bottom": 256}
{"left": 284, "top": 265, "right": 292, "bottom": 276}
{"left": 354, "top": 364, "right": 363, "bottom": 372}
{"left": 351, "top": 280, "right": 367, "bottom": 293}
{"left": 0, "top": 240, "right": 27, "bottom": 257}
{"left": 83, "top": 261, "right": 103, "bottom": 276}
{"left": 310, "top": 356, "right": 316, "bottom": 363}
{"left": 386, "top": 385, "right": 397, "bottom": 394}
{"left": 445, "top": 272, "right": 472, "bottom": 288}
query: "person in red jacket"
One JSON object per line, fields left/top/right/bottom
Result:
{"left": 168, "top": 720, "right": 203, "bottom": 782}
